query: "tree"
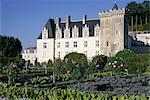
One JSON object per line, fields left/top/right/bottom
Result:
{"left": 0, "top": 35, "right": 22, "bottom": 66}
{"left": 126, "top": 1, "right": 138, "bottom": 31}
{"left": 126, "top": 1, "right": 150, "bottom": 31}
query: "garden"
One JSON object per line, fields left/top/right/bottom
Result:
{"left": 0, "top": 49, "right": 150, "bottom": 100}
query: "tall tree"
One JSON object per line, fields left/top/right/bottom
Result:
{"left": 0, "top": 35, "right": 22, "bottom": 66}
{"left": 142, "top": 0, "right": 150, "bottom": 24}
{"left": 126, "top": 1, "right": 138, "bottom": 31}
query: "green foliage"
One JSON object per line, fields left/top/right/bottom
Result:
{"left": 64, "top": 52, "right": 88, "bottom": 79}
{"left": 126, "top": 1, "right": 150, "bottom": 31}
{"left": 52, "top": 58, "right": 68, "bottom": 74}
{"left": 92, "top": 55, "right": 107, "bottom": 70}
{"left": 106, "top": 49, "right": 149, "bottom": 74}
{"left": 0, "top": 83, "right": 148, "bottom": 99}
{"left": 88, "top": 71, "right": 112, "bottom": 79}
{"left": 0, "top": 35, "right": 22, "bottom": 66}
{"left": 0, "top": 35, "right": 22, "bottom": 57}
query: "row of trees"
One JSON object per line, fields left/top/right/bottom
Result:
{"left": 126, "top": 0, "right": 150, "bottom": 31}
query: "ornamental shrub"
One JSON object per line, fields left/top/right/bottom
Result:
{"left": 64, "top": 52, "right": 88, "bottom": 79}
{"left": 92, "top": 55, "right": 108, "bottom": 70}
{"left": 106, "top": 49, "right": 149, "bottom": 74}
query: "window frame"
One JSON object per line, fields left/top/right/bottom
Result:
{"left": 73, "top": 41, "right": 77, "bottom": 47}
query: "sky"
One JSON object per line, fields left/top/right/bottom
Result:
{"left": 1, "top": 0, "right": 143, "bottom": 49}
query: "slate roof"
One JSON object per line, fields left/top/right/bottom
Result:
{"left": 37, "top": 19, "right": 56, "bottom": 39}
{"left": 37, "top": 18, "right": 100, "bottom": 39}
{"left": 60, "top": 19, "right": 100, "bottom": 38}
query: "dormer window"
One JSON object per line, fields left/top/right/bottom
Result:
{"left": 56, "top": 28, "right": 62, "bottom": 39}
{"left": 94, "top": 24, "right": 100, "bottom": 37}
{"left": 65, "top": 33, "right": 69, "bottom": 38}
{"left": 84, "top": 32, "right": 88, "bottom": 37}
{"left": 95, "top": 30, "right": 99, "bottom": 36}
{"left": 74, "top": 33, "right": 77, "bottom": 37}
{"left": 42, "top": 27, "right": 48, "bottom": 39}
{"left": 64, "top": 28, "right": 70, "bottom": 38}
{"left": 83, "top": 24, "right": 89, "bottom": 37}
{"left": 72, "top": 25, "right": 78, "bottom": 38}
{"left": 57, "top": 33, "right": 60, "bottom": 38}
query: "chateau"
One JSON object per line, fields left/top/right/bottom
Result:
{"left": 22, "top": 4, "right": 129, "bottom": 64}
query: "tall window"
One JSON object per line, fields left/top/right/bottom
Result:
{"left": 65, "top": 42, "right": 69, "bottom": 48}
{"left": 84, "top": 41, "right": 88, "bottom": 47}
{"left": 84, "top": 32, "right": 88, "bottom": 37}
{"left": 57, "top": 33, "right": 60, "bottom": 38}
{"left": 95, "top": 30, "right": 99, "bottom": 36}
{"left": 65, "top": 33, "right": 69, "bottom": 38}
{"left": 58, "top": 52, "right": 60, "bottom": 58}
{"left": 43, "top": 33, "right": 47, "bottom": 39}
{"left": 74, "top": 33, "right": 77, "bottom": 38}
{"left": 96, "top": 51, "right": 99, "bottom": 55}
{"left": 43, "top": 43, "right": 47, "bottom": 48}
{"left": 57, "top": 42, "right": 60, "bottom": 48}
{"left": 84, "top": 51, "right": 87, "bottom": 56}
{"left": 107, "top": 41, "right": 109, "bottom": 46}
{"left": 96, "top": 40, "right": 99, "bottom": 47}
{"left": 74, "top": 41, "right": 77, "bottom": 47}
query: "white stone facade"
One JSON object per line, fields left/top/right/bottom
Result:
{"left": 55, "top": 37, "right": 100, "bottom": 60}
{"left": 22, "top": 47, "right": 37, "bottom": 64}
{"left": 37, "top": 38, "right": 54, "bottom": 63}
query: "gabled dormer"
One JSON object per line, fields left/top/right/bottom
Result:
{"left": 56, "top": 27, "right": 62, "bottom": 39}
{"left": 94, "top": 24, "right": 100, "bottom": 37}
{"left": 37, "top": 19, "right": 55, "bottom": 39}
{"left": 64, "top": 16, "right": 71, "bottom": 38}
{"left": 56, "top": 18, "right": 62, "bottom": 39}
{"left": 72, "top": 25, "right": 79, "bottom": 38}
{"left": 42, "top": 27, "right": 48, "bottom": 39}
{"left": 64, "top": 28, "right": 70, "bottom": 38}
{"left": 82, "top": 24, "right": 89, "bottom": 37}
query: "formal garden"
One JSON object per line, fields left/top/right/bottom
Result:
{"left": 0, "top": 0, "right": 150, "bottom": 99}
{"left": 0, "top": 48, "right": 150, "bottom": 100}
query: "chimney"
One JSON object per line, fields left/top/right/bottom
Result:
{"left": 82, "top": 15, "right": 87, "bottom": 25}
{"left": 66, "top": 16, "right": 70, "bottom": 28}
{"left": 56, "top": 18, "right": 61, "bottom": 27}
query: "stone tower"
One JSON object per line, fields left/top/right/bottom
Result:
{"left": 99, "top": 3, "right": 128, "bottom": 56}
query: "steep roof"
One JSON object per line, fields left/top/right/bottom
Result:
{"left": 37, "top": 19, "right": 56, "bottom": 39}
{"left": 37, "top": 18, "right": 100, "bottom": 39}
{"left": 60, "top": 19, "right": 100, "bottom": 38}
{"left": 112, "top": 3, "right": 118, "bottom": 10}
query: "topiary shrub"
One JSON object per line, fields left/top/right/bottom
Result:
{"left": 64, "top": 52, "right": 88, "bottom": 79}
